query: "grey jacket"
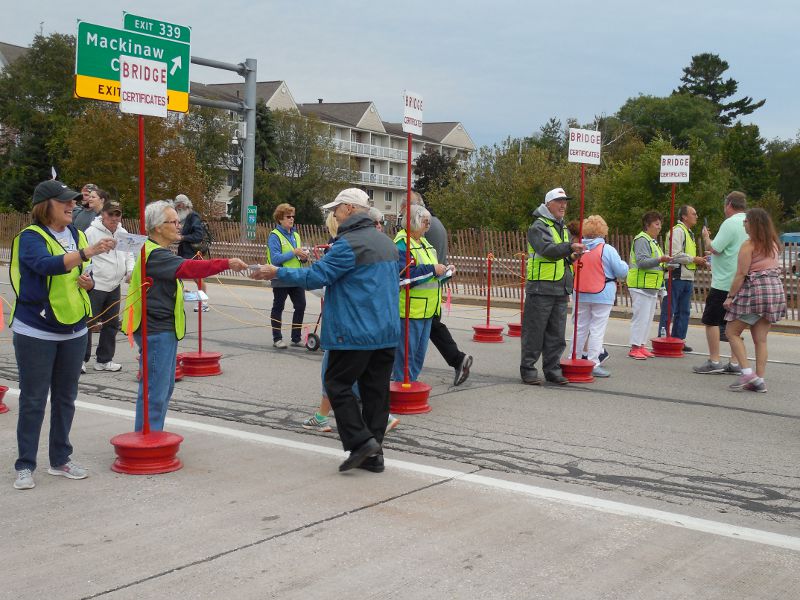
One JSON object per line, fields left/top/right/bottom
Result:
{"left": 526, "top": 204, "right": 575, "bottom": 296}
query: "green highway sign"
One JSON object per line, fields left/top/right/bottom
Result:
{"left": 123, "top": 13, "right": 191, "bottom": 44}
{"left": 75, "top": 20, "right": 190, "bottom": 111}
{"left": 246, "top": 206, "right": 257, "bottom": 239}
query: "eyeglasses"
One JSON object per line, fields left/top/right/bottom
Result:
{"left": 284, "top": 215, "right": 295, "bottom": 219}
{"left": 106, "top": 211, "right": 122, "bottom": 217}
{"left": 164, "top": 219, "right": 181, "bottom": 226}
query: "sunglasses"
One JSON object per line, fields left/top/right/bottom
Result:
{"left": 106, "top": 211, "right": 122, "bottom": 217}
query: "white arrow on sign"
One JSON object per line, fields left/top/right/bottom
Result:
{"left": 170, "top": 56, "right": 182, "bottom": 76}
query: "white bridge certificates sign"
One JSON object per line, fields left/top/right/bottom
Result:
{"left": 119, "top": 56, "right": 168, "bottom": 117}
{"left": 568, "top": 128, "right": 602, "bottom": 165}
{"left": 402, "top": 91, "right": 423, "bottom": 136}
{"left": 660, "top": 155, "right": 691, "bottom": 183}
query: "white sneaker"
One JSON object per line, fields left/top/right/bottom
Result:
{"left": 94, "top": 361, "right": 122, "bottom": 372}
{"left": 14, "top": 469, "right": 35, "bottom": 490}
{"left": 193, "top": 303, "right": 210, "bottom": 313}
{"left": 47, "top": 461, "right": 88, "bottom": 480}
{"left": 273, "top": 339, "right": 288, "bottom": 349}
{"left": 81, "top": 362, "right": 87, "bottom": 374}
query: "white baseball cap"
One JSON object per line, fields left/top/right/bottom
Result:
{"left": 322, "top": 188, "right": 370, "bottom": 210}
{"left": 544, "top": 187, "right": 572, "bottom": 203}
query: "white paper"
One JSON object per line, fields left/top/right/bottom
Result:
{"left": 114, "top": 233, "right": 148, "bottom": 254}
{"left": 183, "top": 290, "right": 209, "bottom": 302}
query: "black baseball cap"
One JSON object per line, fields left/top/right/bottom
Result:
{"left": 32, "top": 180, "right": 82, "bottom": 205}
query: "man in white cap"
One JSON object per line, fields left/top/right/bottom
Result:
{"left": 520, "top": 187, "right": 585, "bottom": 385}
{"left": 252, "top": 188, "right": 400, "bottom": 474}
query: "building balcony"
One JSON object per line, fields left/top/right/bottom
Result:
{"left": 353, "top": 171, "right": 407, "bottom": 189}
{"left": 333, "top": 139, "right": 408, "bottom": 162}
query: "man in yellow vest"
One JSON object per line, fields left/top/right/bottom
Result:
{"left": 520, "top": 187, "right": 585, "bottom": 385}
{"left": 658, "top": 205, "right": 707, "bottom": 351}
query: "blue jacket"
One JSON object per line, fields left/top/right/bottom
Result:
{"left": 275, "top": 213, "right": 400, "bottom": 350}
{"left": 575, "top": 237, "right": 630, "bottom": 305}
{"left": 11, "top": 225, "right": 88, "bottom": 334}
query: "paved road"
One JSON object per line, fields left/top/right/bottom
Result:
{"left": 1, "top": 280, "right": 798, "bottom": 598}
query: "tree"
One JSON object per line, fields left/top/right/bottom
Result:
{"left": 721, "top": 123, "right": 773, "bottom": 199}
{"left": 61, "top": 105, "right": 206, "bottom": 220}
{"left": 182, "top": 106, "right": 238, "bottom": 207}
{"left": 413, "top": 147, "right": 459, "bottom": 196}
{"left": 766, "top": 137, "right": 800, "bottom": 219}
{"left": 617, "top": 94, "right": 720, "bottom": 150}
{"left": 676, "top": 53, "right": 765, "bottom": 126}
{"left": 0, "top": 33, "right": 84, "bottom": 209}
{"left": 249, "top": 110, "right": 350, "bottom": 225}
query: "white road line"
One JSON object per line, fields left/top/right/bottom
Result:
{"left": 3, "top": 388, "right": 799, "bottom": 552}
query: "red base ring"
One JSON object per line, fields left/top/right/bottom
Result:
{"left": 472, "top": 324, "right": 505, "bottom": 343}
{"left": 137, "top": 355, "right": 186, "bottom": 382}
{"left": 506, "top": 322, "right": 522, "bottom": 337}
{"left": 110, "top": 431, "right": 184, "bottom": 475}
{"left": 0, "top": 385, "right": 9, "bottom": 414}
{"left": 181, "top": 351, "right": 223, "bottom": 377}
{"left": 651, "top": 336, "right": 684, "bottom": 358}
{"left": 389, "top": 380, "right": 432, "bottom": 414}
{"left": 559, "top": 358, "right": 595, "bottom": 383}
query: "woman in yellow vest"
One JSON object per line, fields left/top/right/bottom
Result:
{"left": 9, "top": 180, "right": 117, "bottom": 490}
{"left": 123, "top": 201, "right": 247, "bottom": 432}
{"left": 392, "top": 204, "right": 453, "bottom": 382}
{"left": 627, "top": 211, "right": 673, "bottom": 359}
{"left": 267, "top": 203, "right": 309, "bottom": 349}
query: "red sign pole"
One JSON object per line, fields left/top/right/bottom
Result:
{"left": 571, "top": 163, "right": 586, "bottom": 359}
{"left": 402, "top": 132, "right": 412, "bottom": 387}
{"left": 196, "top": 278, "right": 203, "bottom": 355}
{"left": 485, "top": 255, "right": 493, "bottom": 326}
{"left": 138, "top": 115, "right": 150, "bottom": 435}
{"left": 665, "top": 182, "right": 676, "bottom": 336}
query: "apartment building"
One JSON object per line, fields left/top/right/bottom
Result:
{"left": 201, "top": 81, "right": 475, "bottom": 216}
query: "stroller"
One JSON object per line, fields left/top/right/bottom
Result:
{"left": 304, "top": 244, "right": 330, "bottom": 351}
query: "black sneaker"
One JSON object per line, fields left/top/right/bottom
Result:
{"left": 453, "top": 354, "right": 473, "bottom": 386}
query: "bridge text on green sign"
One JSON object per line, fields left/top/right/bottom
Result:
{"left": 75, "top": 21, "right": 190, "bottom": 93}
{"left": 123, "top": 13, "right": 191, "bottom": 44}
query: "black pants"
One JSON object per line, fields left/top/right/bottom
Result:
{"left": 324, "top": 348, "right": 395, "bottom": 452}
{"left": 85, "top": 286, "right": 121, "bottom": 363}
{"left": 520, "top": 293, "right": 568, "bottom": 380}
{"left": 429, "top": 312, "right": 464, "bottom": 369}
{"left": 270, "top": 286, "right": 306, "bottom": 343}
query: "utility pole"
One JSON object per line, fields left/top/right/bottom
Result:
{"left": 188, "top": 56, "right": 257, "bottom": 240}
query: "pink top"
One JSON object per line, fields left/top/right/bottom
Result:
{"left": 749, "top": 245, "right": 779, "bottom": 272}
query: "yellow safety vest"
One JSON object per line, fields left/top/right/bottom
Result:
{"left": 395, "top": 230, "right": 441, "bottom": 319}
{"left": 123, "top": 240, "right": 185, "bottom": 339}
{"left": 9, "top": 225, "right": 91, "bottom": 325}
{"left": 267, "top": 229, "right": 302, "bottom": 268}
{"left": 527, "top": 217, "right": 573, "bottom": 281}
{"left": 675, "top": 222, "right": 697, "bottom": 271}
{"left": 627, "top": 231, "right": 665, "bottom": 289}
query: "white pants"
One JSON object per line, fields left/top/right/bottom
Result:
{"left": 629, "top": 290, "right": 658, "bottom": 347}
{"left": 574, "top": 302, "right": 613, "bottom": 365}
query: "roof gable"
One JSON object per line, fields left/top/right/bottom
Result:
{"left": 299, "top": 102, "right": 385, "bottom": 133}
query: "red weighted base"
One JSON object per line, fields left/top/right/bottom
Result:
{"left": 181, "top": 351, "right": 222, "bottom": 377}
{"left": 506, "top": 322, "right": 522, "bottom": 337}
{"left": 559, "top": 358, "right": 595, "bottom": 383}
{"left": 110, "top": 430, "right": 184, "bottom": 475}
{"left": 472, "top": 324, "right": 505, "bottom": 343}
{"left": 0, "top": 385, "right": 10, "bottom": 414}
{"left": 390, "top": 380, "right": 432, "bottom": 414}
{"left": 651, "top": 336, "right": 684, "bottom": 357}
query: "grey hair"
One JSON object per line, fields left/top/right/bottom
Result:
{"left": 409, "top": 204, "right": 431, "bottom": 232}
{"left": 174, "top": 193, "right": 192, "bottom": 209}
{"left": 367, "top": 206, "right": 384, "bottom": 224}
{"left": 145, "top": 200, "right": 174, "bottom": 234}
{"left": 400, "top": 191, "right": 425, "bottom": 211}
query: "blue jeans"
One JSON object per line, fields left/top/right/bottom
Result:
{"left": 134, "top": 331, "right": 178, "bottom": 432}
{"left": 659, "top": 278, "right": 693, "bottom": 340}
{"left": 392, "top": 318, "right": 432, "bottom": 382}
{"left": 14, "top": 332, "right": 87, "bottom": 471}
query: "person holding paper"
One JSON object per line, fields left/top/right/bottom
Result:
{"left": 392, "top": 204, "right": 454, "bottom": 383}
{"left": 10, "top": 180, "right": 117, "bottom": 491}
{"left": 251, "top": 188, "right": 400, "bottom": 473}
{"left": 123, "top": 201, "right": 248, "bottom": 432}
{"left": 83, "top": 200, "right": 135, "bottom": 373}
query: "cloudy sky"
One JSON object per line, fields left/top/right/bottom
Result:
{"left": 3, "top": 0, "right": 798, "bottom": 148}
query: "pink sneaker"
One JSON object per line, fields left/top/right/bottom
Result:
{"left": 729, "top": 372, "right": 757, "bottom": 391}
{"left": 628, "top": 346, "right": 647, "bottom": 360}
{"left": 640, "top": 347, "right": 655, "bottom": 358}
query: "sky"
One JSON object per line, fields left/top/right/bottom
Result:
{"left": 3, "top": 0, "right": 799, "bottom": 148}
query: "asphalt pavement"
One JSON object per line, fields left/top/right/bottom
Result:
{"left": 1, "top": 280, "right": 799, "bottom": 599}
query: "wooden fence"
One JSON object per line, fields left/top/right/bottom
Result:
{"left": 1, "top": 214, "right": 797, "bottom": 320}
